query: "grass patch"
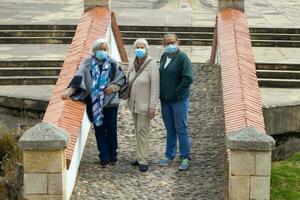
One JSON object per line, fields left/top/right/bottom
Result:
{"left": 271, "top": 152, "right": 300, "bottom": 200}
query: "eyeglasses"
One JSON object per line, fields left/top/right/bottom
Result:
{"left": 164, "top": 41, "right": 176, "bottom": 46}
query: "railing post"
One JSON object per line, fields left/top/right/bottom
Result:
{"left": 84, "top": 0, "right": 111, "bottom": 11}
{"left": 226, "top": 127, "right": 275, "bottom": 200}
{"left": 210, "top": 17, "right": 218, "bottom": 64}
{"left": 219, "top": 0, "right": 244, "bottom": 12}
{"left": 19, "top": 122, "right": 69, "bottom": 200}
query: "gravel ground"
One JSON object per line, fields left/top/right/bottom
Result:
{"left": 72, "top": 64, "right": 228, "bottom": 200}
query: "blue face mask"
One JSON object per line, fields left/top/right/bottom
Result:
{"left": 135, "top": 48, "right": 146, "bottom": 58}
{"left": 164, "top": 44, "right": 177, "bottom": 54}
{"left": 95, "top": 50, "right": 108, "bottom": 60}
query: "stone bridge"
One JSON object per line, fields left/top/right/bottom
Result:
{"left": 19, "top": 0, "right": 275, "bottom": 199}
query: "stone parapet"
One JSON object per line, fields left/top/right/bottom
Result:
{"left": 19, "top": 122, "right": 69, "bottom": 200}
{"left": 227, "top": 127, "right": 275, "bottom": 200}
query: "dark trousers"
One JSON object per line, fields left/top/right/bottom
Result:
{"left": 93, "top": 106, "right": 118, "bottom": 162}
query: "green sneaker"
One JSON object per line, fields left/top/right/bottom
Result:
{"left": 179, "top": 158, "right": 190, "bottom": 171}
{"left": 159, "top": 157, "right": 172, "bottom": 166}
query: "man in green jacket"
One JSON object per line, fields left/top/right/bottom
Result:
{"left": 159, "top": 34, "right": 193, "bottom": 171}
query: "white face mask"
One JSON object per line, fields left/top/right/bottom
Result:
{"left": 165, "top": 44, "right": 177, "bottom": 54}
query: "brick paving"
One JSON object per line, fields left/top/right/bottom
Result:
{"left": 72, "top": 64, "right": 229, "bottom": 200}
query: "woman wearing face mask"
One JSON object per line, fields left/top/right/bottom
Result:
{"left": 127, "top": 39, "right": 160, "bottom": 172}
{"left": 158, "top": 34, "right": 193, "bottom": 171}
{"left": 62, "top": 38, "right": 126, "bottom": 168}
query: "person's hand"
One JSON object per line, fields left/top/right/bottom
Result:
{"left": 61, "top": 89, "right": 71, "bottom": 99}
{"left": 148, "top": 108, "right": 156, "bottom": 119}
{"left": 104, "top": 87, "right": 113, "bottom": 95}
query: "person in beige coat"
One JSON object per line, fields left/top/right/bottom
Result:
{"left": 127, "top": 39, "right": 160, "bottom": 172}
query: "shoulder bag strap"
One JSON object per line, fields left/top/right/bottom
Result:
{"left": 129, "top": 58, "right": 153, "bottom": 85}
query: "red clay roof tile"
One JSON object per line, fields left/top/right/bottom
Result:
{"left": 217, "top": 8, "right": 265, "bottom": 134}
{"left": 43, "top": 7, "right": 112, "bottom": 165}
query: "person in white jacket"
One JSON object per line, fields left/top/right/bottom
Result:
{"left": 127, "top": 39, "right": 160, "bottom": 172}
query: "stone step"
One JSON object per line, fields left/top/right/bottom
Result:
{"left": 121, "top": 31, "right": 214, "bottom": 39}
{"left": 1, "top": 24, "right": 300, "bottom": 34}
{"left": 121, "top": 31, "right": 300, "bottom": 41}
{"left": 256, "top": 70, "right": 300, "bottom": 79}
{"left": 119, "top": 25, "right": 215, "bottom": 32}
{"left": 0, "top": 37, "right": 73, "bottom": 44}
{"left": 0, "top": 30, "right": 75, "bottom": 37}
{"left": 119, "top": 25, "right": 300, "bottom": 34}
{"left": 258, "top": 78, "right": 300, "bottom": 88}
{"left": 0, "top": 24, "right": 77, "bottom": 30}
{"left": 256, "top": 63, "right": 300, "bottom": 71}
{"left": 0, "top": 76, "right": 58, "bottom": 85}
{"left": 251, "top": 33, "right": 300, "bottom": 41}
{"left": 123, "top": 37, "right": 212, "bottom": 46}
{"left": 0, "top": 60, "right": 64, "bottom": 68}
{"left": 0, "top": 85, "right": 53, "bottom": 111}
{"left": 252, "top": 40, "right": 300, "bottom": 47}
{"left": 122, "top": 37, "right": 300, "bottom": 47}
{"left": 0, "top": 67, "right": 61, "bottom": 76}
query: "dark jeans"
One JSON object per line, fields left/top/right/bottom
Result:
{"left": 93, "top": 106, "right": 118, "bottom": 162}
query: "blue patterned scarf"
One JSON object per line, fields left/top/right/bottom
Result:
{"left": 91, "top": 57, "right": 111, "bottom": 126}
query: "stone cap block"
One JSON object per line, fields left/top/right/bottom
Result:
{"left": 219, "top": 0, "right": 244, "bottom": 12}
{"left": 226, "top": 126, "right": 275, "bottom": 151}
{"left": 84, "top": 0, "right": 111, "bottom": 11}
{"left": 19, "top": 122, "right": 69, "bottom": 150}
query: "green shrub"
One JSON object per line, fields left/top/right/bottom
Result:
{"left": 0, "top": 183, "right": 7, "bottom": 200}
{"left": 0, "top": 132, "right": 22, "bottom": 177}
{"left": 0, "top": 131, "right": 23, "bottom": 199}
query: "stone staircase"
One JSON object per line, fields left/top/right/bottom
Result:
{"left": 0, "top": 25, "right": 75, "bottom": 44}
{"left": 257, "top": 63, "right": 300, "bottom": 88}
{"left": 119, "top": 25, "right": 300, "bottom": 47}
{"left": 121, "top": 26, "right": 300, "bottom": 88}
{"left": 1, "top": 25, "right": 300, "bottom": 88}
{"left": 0, "top": 60, "right": 62, "bottom": 85}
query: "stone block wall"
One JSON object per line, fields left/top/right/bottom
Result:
{"left": 229, "top": 151, "right": 271, "bottom": 200}
{"left": 227, "top": 127, "right": 275, "bottom": 200}
{"left": 19, "top": 123, "right": 69, "bottom": 200}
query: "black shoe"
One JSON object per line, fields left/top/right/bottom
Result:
{"left": 139, "top": 164, "right": 148, "bottom": 172}
{"left": 99, "top": 161, "right": 109, "bottom": 168}
{"left": 131, "top": 160, "right": 139, "bottom": 166}
{"left": 110, "top": 159, "right": 118, "bottom": 165}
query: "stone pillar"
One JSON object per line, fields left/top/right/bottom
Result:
{"left": 19, "top": 122, "right": 69, "bottom": 200}
{"left": 84, "top": 0, "right": 111, "bottom": 11}
{"left": 226, "top": 127, "right": 275, "bottom": 200}
{"left": 219, "top": 0, "right": 244, "bottom": 12}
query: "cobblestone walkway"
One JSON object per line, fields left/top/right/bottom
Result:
{"left": 72, "top": 64, "right": 228, "bottom": 200}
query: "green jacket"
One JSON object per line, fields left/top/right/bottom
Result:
{"left": 159, "top": 50, "right": 193, "bottom": 102}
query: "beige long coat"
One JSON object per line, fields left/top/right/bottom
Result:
{"left": 127, "top": 56, "right": 160, "bottom": 115}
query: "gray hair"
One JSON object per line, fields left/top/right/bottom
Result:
{"left": 133, "top": 39, "right": 149, "bottom": 50}
{"left": 90, "top": 38, "right": 110, "bottom": 55}
{"left": 162, "top": 33, "right": 179, "bottom": 45}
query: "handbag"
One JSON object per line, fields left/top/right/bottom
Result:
{"left": 119, "top": 58, "right": 153, "bottom": 100}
